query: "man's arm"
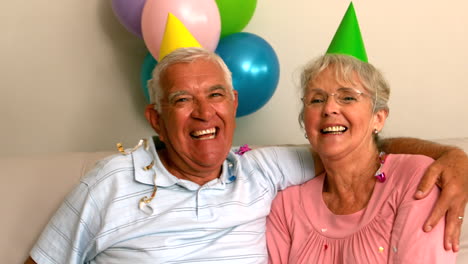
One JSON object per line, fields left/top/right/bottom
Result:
{"left": 24, "top": 257, "right": 36, "bottom": 264}
{"left": 381, "top": 137, "right": 468, "bottom": 252}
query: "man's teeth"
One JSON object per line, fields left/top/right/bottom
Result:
{"left": 321, "top": 126, "right": 347, "bottom": 134}
{"left": 191, "top": 128, "right": 216, "bottom": 137}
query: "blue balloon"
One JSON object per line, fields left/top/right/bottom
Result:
{"left": 140, "top": 52, "right": 158, "bottom": 103}
{"left": 216, "top": 32, "right": 280, "bottom": 117}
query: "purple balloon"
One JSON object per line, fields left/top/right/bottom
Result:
{"left": 111, "top": 0, "right": 146, "bottom": 38}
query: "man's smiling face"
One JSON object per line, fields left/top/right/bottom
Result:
{"left": 149, "top": 58, "right": 238, "bottom": 181}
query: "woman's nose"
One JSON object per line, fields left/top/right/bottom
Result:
{"left": 322, "top": 95, "right": 340, "bottom": 116}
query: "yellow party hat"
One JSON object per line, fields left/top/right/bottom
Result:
{"left": 158, "top": 13, "right": 202, "bottom": 61}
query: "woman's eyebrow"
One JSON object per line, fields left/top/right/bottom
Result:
{"left": 306, "top": 88, "right": 325, "bottom": 93}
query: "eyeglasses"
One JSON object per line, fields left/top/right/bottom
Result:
{"left": 302, "top": 87, "right": 369, "bottom": 107}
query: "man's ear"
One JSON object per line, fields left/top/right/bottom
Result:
{"left": 232, "top": 90, "right": 239, "bottom": 111}
{"left": 145, "top": 104, "right": 164, "bottom": 140}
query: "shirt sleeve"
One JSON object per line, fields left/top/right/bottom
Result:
{"left": 30, "top": 175, "right": 102, "bottom": 263}
{"left": 245, "top": 146, "right": 316, "bottom": 192}
{"left": 266, "top": 191, "right": 292, "bottom": 264}
{"left": 389, "top": 156, "right": 457, "bottom": 263}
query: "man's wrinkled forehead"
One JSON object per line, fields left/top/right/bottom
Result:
{"left": 163, "top": 60, "right": 223, "bottom": 78}
{"left": 163, "top": 74, "right": 228, "bottom": 90}
{"left": 169, "top": 72, "right": 220, "bottom": 78}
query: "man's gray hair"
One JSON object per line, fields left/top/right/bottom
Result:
{"left": 148, "top": 47, "right": 233, "bottom": 112}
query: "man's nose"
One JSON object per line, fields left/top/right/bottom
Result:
{"left": 191, "top": 98, "right": 215, "bottom": 120}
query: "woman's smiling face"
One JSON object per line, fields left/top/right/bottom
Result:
{"left": 303, "top": 66, "right": 387, "bottom": 161}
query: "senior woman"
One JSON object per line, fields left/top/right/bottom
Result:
{"left": 266, "top": 54, "right": 457, "bottom": 263}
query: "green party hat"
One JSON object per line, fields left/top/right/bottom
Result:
{"left": 326, "top": 2, "right": 368, "bottom": 62}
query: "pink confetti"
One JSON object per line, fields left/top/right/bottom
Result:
{"left": 235, "top": 144, "right": 251, "bottom": 155}
{"left": 375, "top": 152, "right": 387, "bottom": 183}
{"left": 375, "top": 172, "right": 386, "bottom": 183}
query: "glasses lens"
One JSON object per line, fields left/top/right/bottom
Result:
{"left": 337, "top": 88, "right": 361, "bottom": 104}
{"left": 305, "top": 91, "right": 326, "bottom": 105}
{"left": 304, "top": 88, "right": 364, "bottom": 106}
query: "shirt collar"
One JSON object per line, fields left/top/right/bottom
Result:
{"left": 133, "top": 137, "right": 239, "bottom": 190}
{"left": 133, "top": 136, "right": 177, "bottom": 187}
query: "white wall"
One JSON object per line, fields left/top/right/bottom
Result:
{"left": 1, "top": 0, "right": 467, "bottom": 155}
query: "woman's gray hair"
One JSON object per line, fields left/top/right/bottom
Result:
{"left": 298, "top": 54, "right": 390, "bottom": 128}
{"left": 148, "top": 47, "right": 233, "bottom": 112}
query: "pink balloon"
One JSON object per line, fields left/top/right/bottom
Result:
{"left": 142, "top": 0, "right": 221, "bottom": 60}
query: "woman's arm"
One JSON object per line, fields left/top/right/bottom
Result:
{"left": 390, "top": 184, "right": 457, "bottom": 263}
{"left": 381, "top": 137, "right": 468, "bottom": 251}
{"left": 266, "top": 192, "right": 292, "bottom": 264}
{"left": 389, "top": 155, "right": 457, "bottom": 263}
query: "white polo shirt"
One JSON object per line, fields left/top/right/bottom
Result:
{"left": 30, "top": 137, "right": 315, "bottom": 264}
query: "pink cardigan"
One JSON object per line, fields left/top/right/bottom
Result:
{"left": 267, "top": 154, "right": 457, "bottom": 263}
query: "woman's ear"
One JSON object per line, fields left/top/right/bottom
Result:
{"left": 374, "top": 109, "right": 389, "bottom": 132}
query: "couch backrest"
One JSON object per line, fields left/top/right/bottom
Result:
{"left": 0, "top": 151, "right": 113, "bottom": 263}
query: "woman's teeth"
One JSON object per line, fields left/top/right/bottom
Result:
{"left": 321, "top": 126, "right": 347, "bottom": 134}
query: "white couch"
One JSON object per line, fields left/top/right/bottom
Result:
{"left": 1, "top": 138, "right": 467, "bottom": 263}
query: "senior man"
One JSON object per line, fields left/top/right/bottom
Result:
{"left": 26, "top": 48, "right": 468, "bottom": 263}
